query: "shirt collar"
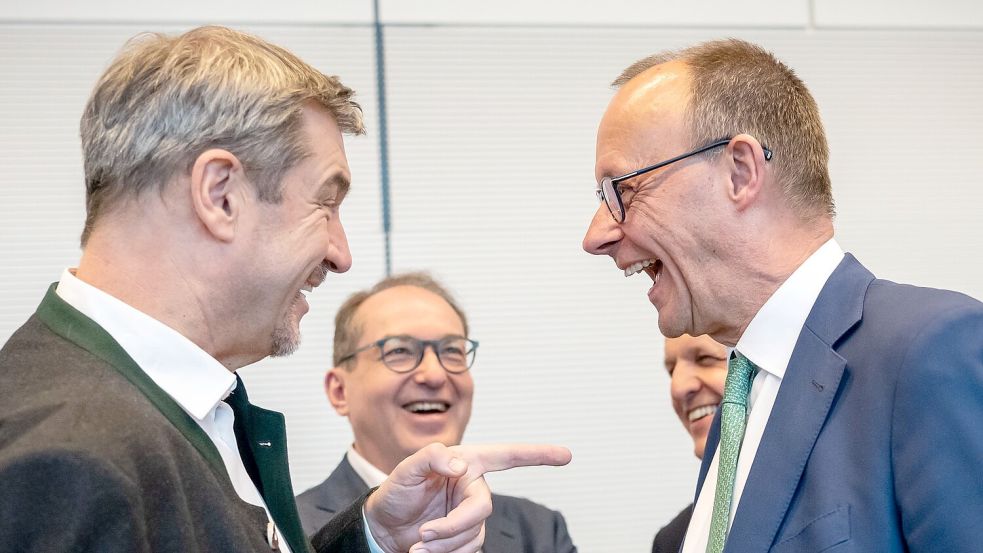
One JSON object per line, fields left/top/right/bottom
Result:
{"left": 55, "top": 268, "right": 236, "bottom": 420}
{"left": 346, "top": 445, "right": 389, "bottom": 488}
{"left": 735, "top": 239, "right": 844, "bottom": 380}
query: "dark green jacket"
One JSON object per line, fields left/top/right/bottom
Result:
{"left": 0, "top": 285, "right": 367, "bottom": 552}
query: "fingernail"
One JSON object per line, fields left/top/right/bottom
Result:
{"left": 411, "top": 545, "right": 429, "bottom": 553}
{"left": 449, "top": 457, "right": 466, "bottom": 473}
{"left": 421, "top": 530, "right": 437, "bottom": 542}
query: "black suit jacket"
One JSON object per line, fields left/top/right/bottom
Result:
{"left": 297, "top": 455, "right": 577, "bottom": 553}
{"left": 0, "top": 285, "right": 367, "bottom": 553}
{"left": 651, "top": 504, "right": 692, "bottom": 553}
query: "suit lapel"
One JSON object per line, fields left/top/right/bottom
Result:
{"left": 696, "top": 411, "right": 722, "bottom": 503}
{"left": 233, "top": 380, "right": 312, "bottom": 553}
{"left": 313, "top": 456, "right": 372, "bottom": 516}
{"left": 724, "top": 255, "right": 872, "bottom": 552}
{"left": 35, "top": 284, "right": 228, "bottom": 479}
{"left": 725, "top": 331, "right": 846, "bottom": 552}
{"left": 484, "top": 495, "right": 520, "bottom": 552}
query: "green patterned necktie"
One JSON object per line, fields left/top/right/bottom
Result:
{"left": 706, "top": 352, "right": 756, "bottom": 553}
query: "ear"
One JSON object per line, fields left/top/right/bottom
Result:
{"left": 189, "top": 149, "right": 247, "bottom": 242}
{"left": 724, "top": 134, "right": 770, "bottom": 212}
{"left": 325, "top": 367, "right": 350, "bottom": 416}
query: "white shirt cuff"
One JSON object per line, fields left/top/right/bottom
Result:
{"left": 362, "top": 506, "right": 386, "bottom": 553}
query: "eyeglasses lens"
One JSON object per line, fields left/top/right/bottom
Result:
{"left": 600, "top": 177, "right": 624, "bottom": 222}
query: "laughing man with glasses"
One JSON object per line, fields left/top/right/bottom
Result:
{"left": 296, "top": 272, "right": 578, "bottom": 553}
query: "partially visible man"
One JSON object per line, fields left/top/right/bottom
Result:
{"left": 584, "top": 39, "right": 983, "bottom": 552}
{"left": 297, "top": 273, "right": 578, "bottom": 553}
{"left": 652, "top": 334, "right": 727, "bottom": 553}
{"left": 0, "top": 26, "right": 569, "bottom": 553}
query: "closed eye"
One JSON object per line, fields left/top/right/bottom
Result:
{"left": 697, "top": 355, "right": 726, "bottom": 367}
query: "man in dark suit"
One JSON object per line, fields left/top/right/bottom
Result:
{"left": 652, "top": 334, "right": 728, "bottom": 553}
{"left": 297, "top": 273, "right": 577, "bottom": 553}
{"left": 0, "top": 26, "right": 570, "bottom": 553}
{"left": 583, "top": 39, "right": 983, "bottom": 552}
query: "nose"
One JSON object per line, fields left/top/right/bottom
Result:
{"left": 669, "top": 362, "right": 701, "bottom": 404}
{"left": 325, "top": 215, "right": 352, "bottom": 273}
{"left": 582, "top": 203, "right": 623, "bottom": 256}
{"left": 413, "top": 347, "right": 448, "bottom": 388}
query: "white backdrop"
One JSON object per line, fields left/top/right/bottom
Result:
{"left": 2, "top": 3, "right": 982, "bottom": 552}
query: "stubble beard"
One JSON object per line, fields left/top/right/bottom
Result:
{"left": 269, "top": 263, "right": 330, "bottom": 357}
{"left": 270, "top": 292, "right": 302, "bottom": 357}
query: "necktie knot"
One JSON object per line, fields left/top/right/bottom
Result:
{"left": 722, "top": 353, "right": 755, "bottom": 409}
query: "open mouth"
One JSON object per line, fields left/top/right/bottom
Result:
{"left": 624, "top": 258, "right": 663, "bottom": 285}
{"left": 403, "top": 401, "right": 450, "bottom": 414}
{"left": 687, "top": 404, "right": 718, "bottom": 422}
{"left": 300, "top": 264, "right": 328, "bottom": 297}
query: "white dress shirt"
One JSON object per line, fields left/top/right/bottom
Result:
{"left": 682, "top": 240, "right": 844, "bottom": 553}
{"left": 347, "top": 446, "right": 388, "bottom": 488}
{"left": 55, "top": 269, "right": 291, "bottom": 552}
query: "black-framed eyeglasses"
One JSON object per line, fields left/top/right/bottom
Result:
{"left": 595, "top": 137, "right": 773, "bottom": 223}
{"left": 337, "top": 335, "right": 479, "bottom": 374}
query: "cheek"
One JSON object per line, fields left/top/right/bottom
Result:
{"left": 356, "top": 375, "right": 405, "bottom": 411}
{"left": 452, "top": 377, "right": 474, "bottom": 422}
{"left": 706, "top": 371, "right": 728, "bottom": 397}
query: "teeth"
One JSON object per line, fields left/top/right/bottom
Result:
{"left": 405, "top": 401, "right": 449, "bottom": 413}
{"left": 624, "top": 258, "right": 657, "bottom": 277}
{"left": 688, "top": 404, "right": 718, "bottom": 422}
{"left": 301, "top": 284, "right": 314, "bottom": 293}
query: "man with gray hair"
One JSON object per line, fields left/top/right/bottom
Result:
{"left": 584, "top": 39, "right": 983, "bottom": 552}
{"left": 0, "top": 26, "right": 569, "bottom": 553}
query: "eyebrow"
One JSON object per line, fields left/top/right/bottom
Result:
{"left": 386, "top": 333, "right": 469, "bottom": 340}
{"left": 320, "top": 173, "right": 350, "bottom": 199}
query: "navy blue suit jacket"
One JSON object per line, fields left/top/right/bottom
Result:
{"left": 695, "top": 254, "right": 983, "bottom": 552}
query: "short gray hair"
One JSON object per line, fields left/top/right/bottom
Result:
{"left": 613, "top": 39, "right": 833, "bottom": 219}
{"left": 79, "top": 25, "right": 365, "bottom": 245}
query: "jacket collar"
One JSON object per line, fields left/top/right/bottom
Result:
{"left": 37, "top": 284, "right": 312, "bottom": 553}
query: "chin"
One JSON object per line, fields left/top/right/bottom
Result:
{"left": 693, "top": 440, "right": 707, "bottom": 459}
{"left": 269, "top": 323, "right": 301, "bottom": 357}
{"left": 657, "top": 313, "right": 687, "bottom": 339}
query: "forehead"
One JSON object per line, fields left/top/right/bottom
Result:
{"left": 355, "top": 285, "right": 465, "bottom": 339}
{"left": 596, "top": 62, "right": 692, "bottom": 175}
{"left": 665, "top": 334, "right": 726, "bottom": 357}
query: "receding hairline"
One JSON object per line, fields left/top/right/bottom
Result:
{"left": 612, "top": 52, "right": 683, "bottom": 89}
{"left": 351, "top": 284, "right": 466, "bottom": 336}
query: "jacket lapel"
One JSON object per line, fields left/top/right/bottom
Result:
{"left": 233, "top": 380, "right": 313, "bottom": 553}
{"left": 695, "top": 411, "right": 722, "bottom": 503}
{"left": 313, "top": 456, "right": 372, "bottom": 516}
{"left": 724, "top": 254, "right": 872, "bottom": 552}
{"left": 484, "top": 495, "right": 521, "bottom": 552}
{"left": 35, "top": 283, "right": 228, "bottom": 479}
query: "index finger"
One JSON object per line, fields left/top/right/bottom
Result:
{"left": 451, "top": 444, "right": 572, "bottom": 474}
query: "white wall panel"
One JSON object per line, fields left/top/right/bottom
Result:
{"left": 380, "top": 0, "right": 809, "bottom": 27}
{"left": 815, "top": 0, "right": 983, "bottom": 28}
{"left": 0, "top": 0, "right": 372, "bottom": 24}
